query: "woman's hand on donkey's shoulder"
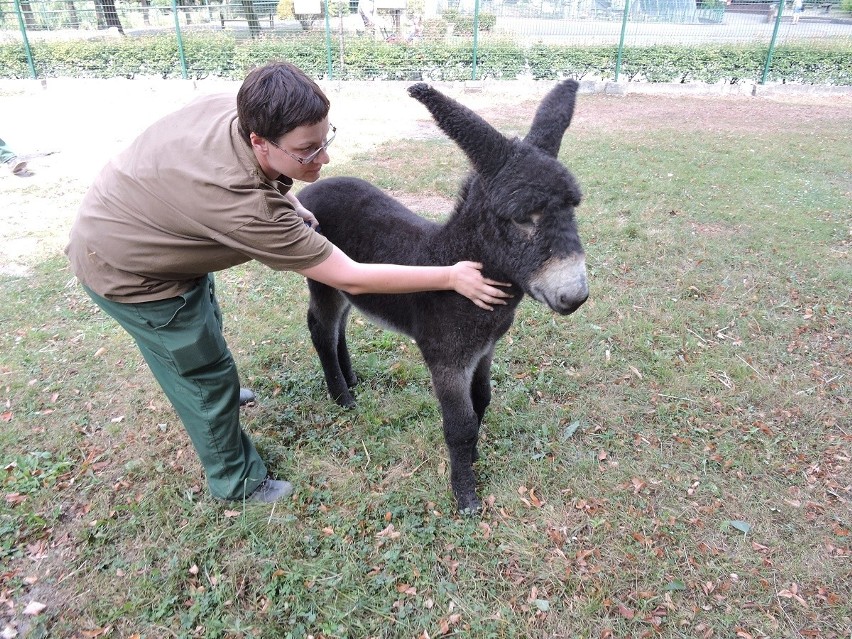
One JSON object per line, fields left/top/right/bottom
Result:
{"left": 294, "top": 205, "right": 320, "bottom": 230}
{"left": 450, "top": 261, "right": 513, "bottom": 311}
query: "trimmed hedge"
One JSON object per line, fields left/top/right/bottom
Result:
{"left": 0, "top": 33, "right": 850, "bottom": 85}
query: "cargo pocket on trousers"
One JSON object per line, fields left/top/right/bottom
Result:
{"left": 144, "top": 279, "right": 229, "bottom": 376}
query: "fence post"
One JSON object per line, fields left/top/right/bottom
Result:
{"left": 324, "top": 0, "right": 334, "bottom": 79}
{"left": 471, "top": 0, "right": 480, "bottom": 80}
{"left": 171, "top": 0, "right": 189, "bottom": 79}
{"left": 13, "top": 0, "right": 37, "bottom": 79}
{"left": 761, "top": 1, "right": 784, "bottom": 84}
{"left": 614, "top": 0, "right": 630, "bottom": 82}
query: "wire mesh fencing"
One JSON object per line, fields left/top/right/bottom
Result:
{"left": 1, "top": 0, "right": 850, "bottom": 82}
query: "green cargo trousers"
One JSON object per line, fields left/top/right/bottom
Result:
{"left": 0, "top": 137, "right": 16, "bottom": 164}
{"left": 83, "top": 275, "right": 268, "bottom": 500}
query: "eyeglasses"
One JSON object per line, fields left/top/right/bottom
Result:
{"left": 268, "top": 125, "right": 336, "bottom": 164}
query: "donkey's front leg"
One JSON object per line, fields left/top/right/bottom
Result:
{"left": 470, "top": 348, "right": 494, "bottom": 464}
{"left": 307, "top": 284, "right": 357, "bottom": 408}
{"left": 428, "top": 363, "right": 482, "bottom": 514}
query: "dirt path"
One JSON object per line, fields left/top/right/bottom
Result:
{"left": 1, "top": 78, "right": 849, "bottom": 276}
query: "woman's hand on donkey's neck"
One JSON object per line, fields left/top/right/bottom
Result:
{"left": 449, "top": 261, "right": 513, "bottom": 311}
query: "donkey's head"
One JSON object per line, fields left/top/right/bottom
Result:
{"left": 408, "top": 81, "right": 588, "bottom": 315}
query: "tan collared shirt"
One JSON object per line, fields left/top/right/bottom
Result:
{"left": 66, "top": 93, "right": 333, "bottom": 302}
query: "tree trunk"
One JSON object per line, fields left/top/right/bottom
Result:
{"left": 95, "top": 0, "right": 125, "bottom": 33}
{"left": 179, "top": 0, "right": 194, "bottom": 25}
{"left": 65, "top": 0, "right": 80, "bottom": 28}
{"left": 240, "top": 0, "right": 262, "bottom": 36}
{"left": 18, "top": 0, "right": 40, "bottom": 29}
{"left": 139, "top": 0, "right": 151, "bottom": 26}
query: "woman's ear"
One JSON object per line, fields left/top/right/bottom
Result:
{"left": 248, "top": 131, "right": 278, "bottom": 180}
{"left": 249, "top": 132, "right": 269, "bottom": 156}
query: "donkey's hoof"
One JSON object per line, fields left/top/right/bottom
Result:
{"left": 456, "top": 495, "right": 482, "bottom": 516}
{"left": 332, "top": 393, "right": 356, "bottom": 409}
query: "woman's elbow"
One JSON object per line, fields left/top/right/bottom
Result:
{"left": 324, "top": 273, "right": 371, "bottom": 295}
{"left": 337, "top": 281, "right": 369, "bottom": 295}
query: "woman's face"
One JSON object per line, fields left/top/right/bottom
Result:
{"left": 251, "top": 119, "right": 333, "bottom": 183}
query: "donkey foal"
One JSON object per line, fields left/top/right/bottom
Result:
{"left": 299, "top": 80, "right": 588, "bottom": 513}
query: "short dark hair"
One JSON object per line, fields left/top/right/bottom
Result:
{"left": 237, "top": 62, "right": 330, "bottom": 143}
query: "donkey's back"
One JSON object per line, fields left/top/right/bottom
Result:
{"left": 301, "top": 174, "right": 514, "bottom": 374}
{"left": 305, "top": 176, "right": 441, "bottom": 265}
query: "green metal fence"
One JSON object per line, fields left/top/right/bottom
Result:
{"left": 1, "top": 0, "right": 850, "bottom": 83}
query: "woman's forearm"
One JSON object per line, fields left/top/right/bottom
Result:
{"left": 297, "top": 247, "right": 511, "bottom": 310}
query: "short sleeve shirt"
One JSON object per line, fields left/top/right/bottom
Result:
{"left": 65, "top": 93, "right": 333, "bottom": 302}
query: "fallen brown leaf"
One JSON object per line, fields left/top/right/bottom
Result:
{"left": 23, "top": 601, "right": 46, "bottom": 616}
{"left": 5, "top": 493, "right": 27, "bottom": 506}
{"left": 617, "top": 601, "right": 635, "bottom": 620}
{"left": 376, "top": 524, "right": 400, "bottom": 539}
{"left": 438, "top": 613, "right": 462, "bottom": 634}
{"left": 529, "top": 488, "right": 544, "bottom": 508}
{"left": 778, "top": 584, "right": 808, "bottom": 608}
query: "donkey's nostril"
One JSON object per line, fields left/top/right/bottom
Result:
{"left": 557, "top": 291, "right": 588, "bottom": 315}
{"left": 560, "top": 297, "right": 586, "bottom": 315}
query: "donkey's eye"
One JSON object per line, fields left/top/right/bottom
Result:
{"left": 513, "top": 211, "right": 543, "bottom": 230}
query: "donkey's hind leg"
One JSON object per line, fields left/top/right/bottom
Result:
{"left": 307, "top": 281, "right": 357, "bottom": 408}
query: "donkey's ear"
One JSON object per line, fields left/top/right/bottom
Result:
{"left": 523, "top": 80, "right": 579, "bottom": 158}
{"left": 408, "top": 83, "right": 511, "bottom": 178}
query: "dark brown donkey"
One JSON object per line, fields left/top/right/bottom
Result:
{"left": 299, "top": 80, "right": 588, "bottom": 513}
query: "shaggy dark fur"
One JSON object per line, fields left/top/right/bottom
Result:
{"left": 299, "top": 80, "right": 588, "bottom": 513}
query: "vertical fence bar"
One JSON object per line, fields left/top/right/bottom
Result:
{"left": 324, "top": 0, "right": 333, "bottom": 79}
{"left": 171, "top": 0, "right": 189, "bottom": 79}
{"left": 13, "top": 0, "right": 37, "bottom": 79}
{"left": 471, "top": 0, "right": 480, "bottom": 80}
{"left": 614, "top": 0, "right": 630, "bottom": 82}
{"left": 761, "top": 0, "right": 784, "bottom": 84}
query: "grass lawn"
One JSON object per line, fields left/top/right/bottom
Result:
{"left": 1, "top": 91, "right": 850, "bottom": 638}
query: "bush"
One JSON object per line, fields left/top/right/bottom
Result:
{"left": 421, "top": 17, "right": 450, "bottom": 38}
{"left": 525, "top": 43, "right": 852, "bottom": 85}
{"left": 766, "top": 42, "right": 852, "bottom": 84}
{"left": 442, "top": 9, "right": 496, "bottom": 34}
{"left": 232, "top": 33, "right": 329, "bottom": 79}
{"left": 619, "top": 45, "right": 766, "bottom": 83}
{"left": 0, "top": 34, "right": 850, "bottom": 85}
{"left": 526, "top": 44, "right": 616, "bottom": 80}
